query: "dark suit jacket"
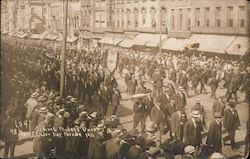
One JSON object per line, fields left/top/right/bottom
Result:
{"left": 206, "top": 121, "right": 222, "bottom": 151}
{"left": 171, "top": 111, "right": 187, "bottom": 140}
{"left": 133, "top": 101, "right": 146, "bottom": 121}
{"left": 212, "top": 100, "right": 225, "bottom": 116}
{"left": 128, "top": 145, "right": 141, "bottom": 159}
{"left": 184, "top": 118, "right": 202, "bottom": 147}
{"left": 223, "top": 109, "right": 241, "bottom": 131}
{"left": 175, "top": 92, "right": 187, "bottom": 108}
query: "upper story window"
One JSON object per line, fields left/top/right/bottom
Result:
{"left": 204, "top": 7, "right": 210, "bottom": 27}
{"left": 215, "top": 7, "right": 221, "bottom": 27}
{"left": 195, "top": 8, "right": 200, "bottom": 27}
{"left": 227, "top": 6, "right": 234, "bottom": 27}
{"left": 238, "top": 6, "right": 246, "bottom": 28}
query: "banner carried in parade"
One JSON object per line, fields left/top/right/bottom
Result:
{"left": 107, "top": 50, "right": 118, "bottom": 72}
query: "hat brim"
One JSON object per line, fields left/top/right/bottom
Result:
{"left": 191, "top": 113, "right": 200, "bottom": 118}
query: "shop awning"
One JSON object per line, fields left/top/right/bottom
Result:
{"left": 98, "top": 37, "right": 123, "bottom": 45}
{"left": 196, "top": 34, "right": 236, "bottom": 53}
{"left": 67, "top": 36, "right": 78, "bottom": 43}
{"left": 162, "top": 38, "right": 188, "bottom": 51}
{"left": 118, "top": 39, "right": 134, "bottom": 48}
{"left": 40, "top": 31, "right": 49, "bottom": 40}
{"left": 146, "top": 34, "right": 168, "bottom": 47}
{"left": 132, "top": 33, "right": 153, "bottom": 46}
{"left": 225, "top": 36, "right": 249, "bottom": 55}
{"left": 56, "top": 36, "right": 79, "bottom": 43}
{"left": 1, "top": 31, "right": 8, "bottom": 35}
{"left": 19, "top": 33, "right": 28, "bottom": 39}
{"left": 30, "top": 34, "right": 41, "bottom": 39}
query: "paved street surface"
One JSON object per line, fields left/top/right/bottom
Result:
{"left": 0, "top": 71, "right": 248, "bottom": 158}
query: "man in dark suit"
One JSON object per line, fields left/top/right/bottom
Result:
{"left": 171, "top": 107, "right": 187, "bottom": 141}
{"left": 142, "top": 89, "right": 154, "bottom": 117}
{"left": 175, "top": 86, "right": 187, "bottom": 109}
{"left": 111, "top": 89, "right": 121, "bottom": 115}
{"left": 184, "top": 110, "right": 202, "bottom": 148}
{"left": 206, "top": 112, "right": 222, "bottom": 153}
{"left": 223, "top": 101, "right": 241, "bottom": 149}
{"left": 212, "top": 94, "right": 225, "bottom": 117}
{"left": 209, "top": 74, "right": 219, "bottom": 99}
{"left": 133, "top": 98, "right": 146, "bottom": 133}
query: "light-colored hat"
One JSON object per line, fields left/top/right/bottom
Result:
{"left": 31, "top": 92, "right": 39, "bottom": 98}
{"left": 218, "top": 94, "right": 224, "bottom": 98}
{"left": 38, "top": 96, "right": 47, "bottom": 102}
{"left": 70, "top": 98, "right": 77, "bottom": 103}
{"left": 59, "top": 108, "right": 65, "bottom": 112}
{"left": 178, "top": 86, "right": 184, "bottom": 91}
{"left": 184, "top": 145, "right": 196, "bottom": 154}
{"left": 210, "top": 152, "right": 224, "bottom": 159}
{"left": 195, "top": 99, "right": 201, "bottom": 104}
{"left": 80, "top": 111, "right": 87, "bottom": 116}
{"left": 90, "top": 112, "right": 97, "bottom": 118}
{"left": 148, "top": 147, "right": 161, "bottom": 155}
{"left": 190, "top": 110, "right": 200, "bottom": 118}
{"left": 39, "top": 107, "right": 48, "bottom": 113}
{"left": 97, "top": 123, "right": 105, "bottom": 129}
{"left": 46, "top": 112, "right": 55, "bottom": 120}
{"left": 146, "top": 121, "right": 156, "bottom": 132}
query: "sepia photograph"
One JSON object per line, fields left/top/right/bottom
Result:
{"left": 0, "top": 0, "right": 249, "bottom": 158}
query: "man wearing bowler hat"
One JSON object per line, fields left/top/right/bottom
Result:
{"left": 171, "top": 106, "right": 187, "bottom": 140}
{"left": 206, "top": 112, "right": 223, "bottom": 153}
{"left": 223, "top": 101, "right": 241, "bottom": 149}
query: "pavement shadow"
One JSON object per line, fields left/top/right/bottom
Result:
{"left": 106, "top": 104, "right": 133, "bottom": 117}
{"left": 15, "top": 152, "right": 36, "bottom": 158}
{"left": 16, "top": 137, "right": 33, "bottom": 146}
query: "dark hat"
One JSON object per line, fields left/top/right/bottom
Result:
{"left": 214, "top": 112, "right": 222, "bottom": 118}
{"left": 129, "top": 128, "right": 139, "bottom": 137}
{"left": 121, "top": 133, "right": 134, "bottom": 142}
{"left": 135, "top": 136, "right": 145, "bottom": 146}
{"left": 144, "top": 140, "right": 156, "bottom": 150}
{"left": 229, "top": 101, "right": 236, "bottom": 107}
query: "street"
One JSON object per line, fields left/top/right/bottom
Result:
{"left": 0, "top": 70, "right": 248, "bottom": 158}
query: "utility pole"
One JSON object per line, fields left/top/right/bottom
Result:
{"left": 112, "top": 0, "right": 115, "bottom": 46}
{"left": 159, "top": 9, "right": 162, "bottom": 54}
{"left": 60, "top": 0, "right": 68, "bottom": 97}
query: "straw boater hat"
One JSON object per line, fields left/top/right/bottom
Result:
{"left": 178, "top": 86, "right": 185, "bottom": 91}
{"left": 79, "top": 111, "right": 87, "bottom": 117}
{"left": 46, "top": 112, "right": 55, "bottom": 121}
{"left": 184, "top": 145, "right": 196, "bottom": 154}
{"left": 38, "top": 96, "right": 47, "bottom": 102}
{"left": 190, "top": 110, "right": 200, "bottom": 118}
{"left": 31, "top": 92, "right": 39, "bottom": 98}
{"left": 195, "top": 99, "right": 201, "bottom": 104}
{"left": 39, "top": 107, "right": 48, "bottom": 113}
{"left": 210, "top": 152, "right": 224, "bottom": 159}
{"left": 146, "top": 121, "right": 156, "bottom": 132}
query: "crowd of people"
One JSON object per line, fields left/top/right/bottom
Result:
{"left": 0, "top": 36, "right": 249, "bottom": 159}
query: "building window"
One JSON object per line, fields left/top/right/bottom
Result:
{"left": 171, "top": 9, "right": 175, "bottom": 30}
{"left": 141, "top": 7, "right": 146, "bottom": 25}
{"left": 150, "top": 7, "right": 156, "bottom": 27}
{"left": 134, "top": 8, "right": 138, "bottom": 27}
{"left": 227, "top": 6, "right": 234, "bottom": 27}
{"left": 238, "top": 6, "right": 245, "bottom": 28}
{"left": 204, "top": 7, "right": 210, "bottom": 27}
{"left": 195, "top": 8, "right": 200, "bottom": 27}
{"left": 161, "top": 7, "right": 166, "bottom": 27}
{"left": 179, "top": 9, "right": 183, "bottom": 29}
{"left": 31, "top": 7, "right": 35, "bottom": 14}
{"left": 215, "top": 7, "right": 221, "bottom": 27}
{"left": 187, "top": 8, "right": 191, "bottom": 30}
{"left": 126, "top": 9, "right": 131, "bottom": 27}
